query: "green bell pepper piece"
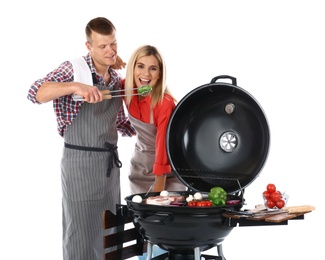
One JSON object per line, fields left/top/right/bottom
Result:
{"left": 208, "top": 187, "right": 227, "bottom": 206}
{"left": 137, "top": 85, "right": 152, "bottom": 95}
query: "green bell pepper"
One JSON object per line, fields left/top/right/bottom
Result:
{"left": 137, "top": 85, "right": 152, "bottom": 96}
{"left": 208, "top": 186, "right": 227, "bottom": 206}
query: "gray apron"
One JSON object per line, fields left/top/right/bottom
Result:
{"left": 128, "top": 109, "right": 186, "bottom": 194}
{"left": 61, "top": 83, "right": 122, "bottom": 259}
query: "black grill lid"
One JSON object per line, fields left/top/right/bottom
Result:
{"left": 166, "top": 75, "right": 270, "bottom": 194}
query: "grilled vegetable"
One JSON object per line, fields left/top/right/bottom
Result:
{"left": 187, "top": 200, "right": 213, "bottom": 207}
{"left": 226, "top": 199, "right": 241, "bottom": 205}
{"left": 132, "top": 195, "right": 143, "bottom": 203}
{"left": 138, "top": 85, "right": 152, "bottom": 95}
{"left": 208, "top": 187, "right": 227, "bottom": 206}
{"left": 193, "top": 192, "right": 203, "bottom": 200}
{"left": 160, "top": 190, "right": 169, "bottom": 197}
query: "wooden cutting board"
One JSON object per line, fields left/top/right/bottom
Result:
{"left": 263, "top": 212, "right": 306, "bottom": 222}
{"left": 223, "top": 205, "right": 315, "bottom": 223}
{"left": 282, "top": 205, "right": 315, "bottom": 213}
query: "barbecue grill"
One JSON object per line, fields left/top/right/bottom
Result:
{"left": 124, "top": 75, "right": 304, "bottom": 260}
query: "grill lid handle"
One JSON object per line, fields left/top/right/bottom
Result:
{"left": 210, "top": 75, "right": 237, "bottom": 86}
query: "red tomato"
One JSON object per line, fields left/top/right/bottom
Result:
{"left": 187, "top": 201, "right": 197, "bottom": 207}
{"left": 276, "top": 199, "right": 285, "bottom": 209}
{"left": 267, "top": 183, "right": 276, "bottom": 194}
{"left": 263, "top": 191, "right": 271, "bottom": 200}
{"left": 196, "top": 201, "right": 206, "bottom": 207}
{"left": 205, "top": 200, "right": 213, "bottom": 207}
{"left": 266, "top": 199, "right": 275, "bottom": 209}
{"left": 270, "top": 191, "right": 282, "bottom": 202}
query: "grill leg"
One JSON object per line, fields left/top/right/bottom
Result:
{"left": 194, "top": 247, "right": 201, "bottom": 260}
{"left": 217, "top": 244, "right": 225, "bottom": 260}
{"left": 146, "top": 242, "right": 153, "bottom": 260}
{"left": 199, "top": 244, "right": 226, "bottom": 260}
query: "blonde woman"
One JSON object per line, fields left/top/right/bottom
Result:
{"left": 124, "top": 45, "right": 186, "bottom": 194}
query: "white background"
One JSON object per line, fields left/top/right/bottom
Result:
{"left": 1, "top": 1, "right": 323, "bottom": 259}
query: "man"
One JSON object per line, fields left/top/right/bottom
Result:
{"left": 27, "top": 17, "right": 135, "bottom": 260}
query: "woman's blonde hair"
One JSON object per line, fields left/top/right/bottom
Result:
{"left": 124, "top": 45, "right": 175, "bottom": 107}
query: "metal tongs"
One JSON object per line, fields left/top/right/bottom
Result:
{"left": 72, "top": 86, "right": 152, "bottom": 101}
{"left": 223, "top": 204, "right": 284, "bottom": 217}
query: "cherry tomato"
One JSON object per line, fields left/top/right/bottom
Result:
{"left": 266, "top": 199, "right": 275, "bottom": 209}
{"left": 276, "top": 199, "right": 285, "bottom": 209}
{"left": 263, "top": 191, "right": 271, "bottom": 200}
{"left": 270, "top": 191, "right": 282, "bottom": 202}
{"left": 187, "top": 201, "right": 197, "bottom": 207}
{"left": 205, "top": 200, "right": 213, "bottom": 207}
{"left": 195, "top": 201, "right": 204, "bottom": 207}
{"left": 267, "top": 183, "right": 276, "bottom": 194}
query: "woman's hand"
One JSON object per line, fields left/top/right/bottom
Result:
{"left": 112, "top": 55, "right": 126, "bottom": 70}
{"left": 153, "top": 175, "right": 167, "bottom": 192}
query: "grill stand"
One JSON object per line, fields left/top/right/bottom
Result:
{"left": 148, "top": 243, "right": 226, "bottom": 260}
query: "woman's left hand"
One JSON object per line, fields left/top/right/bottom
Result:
{"left": 112, "top": 55, "right": 126, "bottom": 70}
{"left": 153, "top": 175, "right": 167, "bottom": 192}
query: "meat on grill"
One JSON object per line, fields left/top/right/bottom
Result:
{"left": 146, "top": 195, "right": 185, "bottom": 205}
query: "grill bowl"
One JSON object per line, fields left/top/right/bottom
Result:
{"left": 125, "top": 191, "right": 242, "bottom": 253}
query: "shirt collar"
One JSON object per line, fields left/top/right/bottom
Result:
{"left": 84, "top": 53, "right": 120, "bottom": 86}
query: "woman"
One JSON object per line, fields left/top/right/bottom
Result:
{"left": 124, "top": 45, "right": 187, "bottom": 194}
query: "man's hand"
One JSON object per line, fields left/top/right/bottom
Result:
{"left": 74, "top": 83, "right": 105, "bottom": 103}
{"left": 112, "top": 55, "right": 126, "bottom": 70}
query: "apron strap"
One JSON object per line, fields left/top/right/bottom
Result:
{"left": 64, "top": 142, "right": 122, "bottom": 177}
{"left": 150, "top": 105, "right": 154, "bottom": 124}
{"left": 104, "top": 142, "right": 122, "bottom": 177}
